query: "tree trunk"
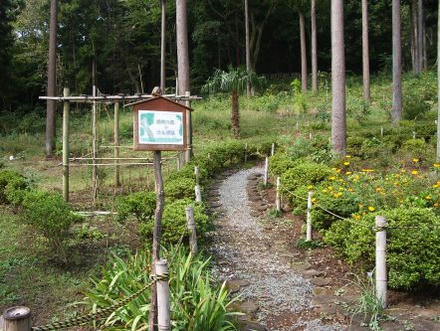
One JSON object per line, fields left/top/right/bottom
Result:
{"left": 411, "top": 0, "right": 420, "bottom": 73}
{"left": 45, "top": 0, "right": 57, "bottom": 158}
{"left": 437, "top": 0, "right": 440, "bottom": 161}
{"left": 176, "top": 0, "right": 192, "bottom": 161}
{"left": 299, "top": 11, "right": 307, "bottom": 92}
{"left": 417, "top": 0, "right": 424, "bottom": 72}
{"left": 160, "top": 0, "right": 166, "bottom": 93}
{"left": 176, "top": 0, "right": 190, "bottom": 94}
{"left": 331, "top": 0, "right": 346, "bottom": 156}
{"left": 392, "top": 0, "right": 402, "bottom": 125}
{"left": 149, "top": 151, "right": 165, "bottom": 331}
{"left": 231, "top": 90, "right": 240, "bottom": 139}
{"left": 311, "top": 0, "right": 318, "bottom": 95}
{"left": 245, "top": 0, "right": 251, "bottom": 97}
{"left": 362, "top": 0, "right": 371, "bottom": 104}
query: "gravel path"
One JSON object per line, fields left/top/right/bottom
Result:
{"left": 209, "top": 166, "right": 343, "bottom": 331}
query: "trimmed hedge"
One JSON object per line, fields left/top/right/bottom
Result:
{"left": 324, "top": 207, "right": 440, "bottom": 290}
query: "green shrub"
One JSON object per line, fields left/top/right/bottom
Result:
{"left": 140, "top": 199, "right": 210, "bottom": 244}
{"left": 116, "top": 191, "right": 156, "bottom": 223}
{"left": 22, "top": 190, "right": 81, "bottom": 254}
{"left": 165, "top": 177, "right": 197, "bottom": 201}
{"left": 84, "top": 246, "right": 238, "bottom": 330}
{"left": 0, "top": 170, "right": 26, "bottom": 204}
{"left": 324, "top": 207, "right": 440, "bottom": 290}
{"left": 281, "top": 160, "right": 332, "bottom": 203}
{"left": 269, "top": 153, "right": 297, "bottom": 178}
{"left": 4, "top": 175, "right": 29, "bottom": 207}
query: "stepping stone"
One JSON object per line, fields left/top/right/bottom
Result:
{"left": 208, "top": 190, "right": 219, "bottom": 196}
{"left": 239, "top": 300, "right": 259, "bottom": 315}
{"left": 242, "top": 321, "right": 267, "bottom": 331}
{"left": 226, "top": 279, "right": 250, "bottom": 293}
{"left": 249, "top": 195, "right": 261, "bottom": 202}
{"left": 247, "top": 174, "right": 259, "bottom": 180}
{"left": 250, "top": 211, "right": 261, "bottom": 218}
{"left": 210, "top": 202, "right": 222, "bottom": 208}
{"left": 256, "top": 204, "right": 268, "bottom": 212}
{"left": 313, "top": 287, "right": 332, "bottom": 296}
{"left": 208, "top": 198, "right": 220, "bottom": 203}
{"left": 303, "top": 269, "right": 325, "bottom": 278}
{"left": 311, "top": 277, "right": 331, "bottom": 286}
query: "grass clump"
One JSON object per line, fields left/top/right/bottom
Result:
{"left": 84, "top": 245, "right": 239, "bottom": 330}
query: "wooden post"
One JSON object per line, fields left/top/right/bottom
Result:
{"left": 271, "top": 143, "right": 275, "bottom": 156}
{"left": 195, "top": 185, "right": 202, "bottom": 203}
{"left": 149, "top": 151, "right": 165, "bottom": 331}
{"left": 194, "top": 166, "right": 200, "bottom": 186}
{"left": 413, "top": 131, "right": 417, "bottom": 139}
{"left": 375, "top": 216, "right": 387, "bottom": 309}
{"left": 186, "top": 206, "right": 198, "bottom": 254}
{"left": 114, "top": 102, "right": 121, "bottom": 187}
{"left": 306, "top": 191, "right": 314, "bottom": 241}
{"left": 264, "top": 157, "right": 269, "bottom": 186}
{"left": 2, "top": 306, "right": 31, "bottom": 331}
{"left": 62, "top": 88, "right": 70, "bottom": 202}
{"left": 185, "top": 91, "right": 192, "bottom": 162}
{"left": 156, "top": 259, "right": 170, "bottom": 331}
{"left": 92, "top": 85, "right": 98, "bottom": 205}
{"left": 380, "top": 127, "right": 384, "bottom": 138}
{"left": 276, "top": 177, "right": 281, "bottom": 212}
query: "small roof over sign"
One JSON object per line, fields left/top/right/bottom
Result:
{"left": 127, "top": 94, "right": 194, "bottom": 111}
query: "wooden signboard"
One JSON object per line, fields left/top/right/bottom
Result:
{"left": 133, "top": 95, "right": 192, "bottom": 151}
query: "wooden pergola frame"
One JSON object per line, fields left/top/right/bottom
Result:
{"left": 39, "top": 90, "right": 201, "bottom": 204}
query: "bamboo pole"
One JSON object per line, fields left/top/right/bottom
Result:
{"left": 62, "top": 88, "right": 70, "bottom": 202}
{"left": 114, "top": 102, "right": 121, "bottom": 187}
{"left": 264, "top": 157, "right": 269, "bottom": 186}
{"left": 156, "top": 259, "right": 170, "bottom": 331}
{"left": 2, "top": 307, "right": 31, "bottom": 331}
{"left": 306, "top": 191, "right": 314, "bottom": 241}
{"left": 271, "top": 143, "right": 275, "bottom": 156}
{"left": 186, "top": 206, "right": 198, "bottom": 254}
{"left": 195, "top": 185, "right": 202, "bottom": 203}
{"left": 376, "top": 216, "right": 388, "bottom": 309}
{"left": 185, "top": 91, "right": 192, "bottom": 162}
{"left": 194, "top": 166, "right": 200, "bottom": 186}
{"left": 276, "top": 177, "right": 281, "bottom": 212}
{"left": 149, "top": 151, "right": 165, "bottom": 331}
{"left": 92, "top": 85, "right": 98, "bottom": 205}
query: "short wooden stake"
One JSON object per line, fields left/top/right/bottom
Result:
{"left": 271, "top": 143, "right": 275, "bottom": 156}
{"left": 264, "top": 157, "right": 269, "bottom": 186}
{"left": 375, "top": 216, "right": 387, "bottom": 309}
{"left": 380, "top": 127, "right": 384, "bottom": 138}
{"left": 194, "top": 166, "right": 200, "bottom": 186}
{"left": 296, "top": 122, "right": 299, "bottom": 131}
{"left": 276, "top": 177, "right": 281, "bottom": 212}
{"left": 309, "top": 132, "right": 313, "bottom": 140}
{"left": 176, "top": 154, "right": 181, "bottom": 170}
{"left": 195, "top": 185, "right": 202, "bottom": 203}
{"left": 62, "top": 88, "right": 70, "bottom": 202}
{"left": 413, "top": 131, "right": 416, "bottom": 139}
{"left": 186, "top": 206, "right": 198, "bottom": 254}
{"left": 2, "top": 306, "right": 31, "bottom": 331}
{"left": 156, "top": 259, "right": 170, "bottom": 331}
{"left": 114, "top": 102, "right": 121, "bottom": 187}
{"left": 306, "top": 191, "right": 314, "bottom": 241}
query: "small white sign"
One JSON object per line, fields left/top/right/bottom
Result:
{"left": 138, "top": 110, "right": 184, "bottom": 145}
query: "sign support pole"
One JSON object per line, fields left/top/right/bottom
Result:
{"left": 185, "top": 91, "right": 192, "bottom": 162}
{"left": 62, "top": 88, "right": 70, "bottom": 202}
{"left": 149, "top": 150, "right": 165, "bottom": 331}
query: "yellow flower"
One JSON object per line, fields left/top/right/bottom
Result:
{"left": 401, "top": 169, "right": 406, "bottom": 173}
{"left": 412, "top": 158, "right": 419, "bottom": 163}
{"left": 353, "top": 214, "right": 361, "bottom": 220}
{"left": 329, "top": 176, "right": 336, "bottom": 181}
{"left": 345, "top": 155, "right": 352, "bottom": 159}
{"left": 435, "top": 203, "right": 439, "bottom": 207}
{"left": 307, "top": 185, "right": 314, "bottom": 190}
{"left": 411, "top": 170, "right": 419, "bottom": 175}
{"left": 361, "top": 169, "right": 374, "bottom": 173}
{"left": 346, "top": 171, "right": 352, "bottom": 175}
{"left": 434, "top": 163, "right": 440, "bottom": 168}
{"left": 368, "top": 206, "right": 375, "bottom": 212}
{"left": 312, "top": 198, "right": 317, "bottom": 203}
{"left": 426, "top": 195, "right": 432, "bottom": 200}
{"left": 375, "top": 187, "right": 382, "bottom": 192}
{"left": 343, "top": 161, "right": 350, "bottom": 166}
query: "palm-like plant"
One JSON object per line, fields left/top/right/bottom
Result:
{"left": 203, "top": 66, "right": 264, "bottom": 138}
